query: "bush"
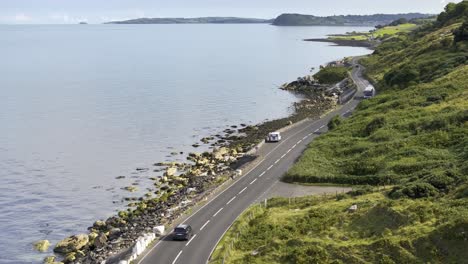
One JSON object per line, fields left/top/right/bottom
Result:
{"left": 384, "top": 65, "right": 420, "bottom": 87}
{"left": 363, "top": 117, "right": 386, "bottom": 136}
{"left": 454, "top": 21, "right": 468, "bottom": 42}
{"left": 328, "top": 115, "right": 343, "bottom": 130}
{"left": 389, "top": 182, "right": 439, "bottom": 199}
{"left": 314, "top": 66, "right": 348, "bottom": 84}
{"left": 349, "top": 185, "right": 375, "bottom": 196}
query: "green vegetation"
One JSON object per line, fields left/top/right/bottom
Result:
{"left": 211, "top": 191, "right": 468, "bottom": 264}
{"left": 272, "top": 13, "right": 431, "bottom": 26}
{"left": 373, "top": 23, "right": 418, "bottom": 38}
{"left": 212, "top": 2, "right": 468, "bottom": 263}
{"left": 329, "top": 23, "right": 418, "bottom": 42}
{"left": 286, "top": 1, "right": 468, "bottom": 194}
{"left": 313, "top": 66, "right": 348, "bottom": 84}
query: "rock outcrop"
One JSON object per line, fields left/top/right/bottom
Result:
{"left": 54, "top": 234, "right": 89, "bottom": 254}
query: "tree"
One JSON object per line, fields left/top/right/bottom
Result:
{"left": 454, "top": 21, "right": 468, "bottom": 42}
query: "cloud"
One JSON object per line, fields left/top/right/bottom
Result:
{"left": 49, "top": 13, "right": 87, "bottom": 23}
{"left": 14, "top": 13, "right": 31, "bottom": 22}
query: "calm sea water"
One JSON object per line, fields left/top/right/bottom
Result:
{"left": 0, "top": 24, "right": 371, "bottom": 263}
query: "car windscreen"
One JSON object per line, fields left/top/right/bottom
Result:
{"left": 174, "top": 228, "right": 187, "bottom": 233}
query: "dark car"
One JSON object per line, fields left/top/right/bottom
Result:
{"left": 172, "top": 224, "right": 193, "bottom": 241}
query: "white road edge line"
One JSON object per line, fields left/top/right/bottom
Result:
{"left": 239, "top": 187, "right": 247, "bottom": 194}
{"left": 226, "top": 196, "right": 236, "bottom": 205}
{"left": 200, "top": 220, "right": 210, "bottom": 231}
{"left": 213, "top": 207, "right": 223, "bottom": 217}
{"left": 140, "top": 92, "right": 356, "bottom": 264}
{"left": 186, "top": 234, "right": 197, "bottom": 247}
{"left": 250, "top": 179, "right": 257, "bottom": 185}
{"left": 172, "top": 250, "right": 183, "bottom": 264}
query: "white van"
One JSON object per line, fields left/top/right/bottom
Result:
{"left": 363, "top": 85, "right": 376, "bottom": 99}
{"left": 266, "top": 132, "right": 282, "bottom": 143}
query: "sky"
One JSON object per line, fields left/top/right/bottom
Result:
{"left": 0, "top": 0, "right": 463, "bottom": 24}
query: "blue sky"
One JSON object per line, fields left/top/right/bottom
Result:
{"left": 0, "top": 0, "right": 463, "bottom": 24}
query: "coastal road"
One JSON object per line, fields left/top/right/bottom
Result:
{"left": 137, "top": 58, "right": 370, "bottom": 264}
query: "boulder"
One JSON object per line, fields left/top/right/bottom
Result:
{"left": 109, "top": 228, "right": 122, "bottom": 240}
{"left": 64, "top": 252, "right": 76, "bottom": 262}
{"left": 94, "top": 233, "right": 108, "bottom": 249}
{"left": 88, "top": 232, "right": 99, "bottom": 246}
{"left": 33, "top": 240, "right": 50, "bottom": 252}
{"left": 123, "top": 186, "right": 137, "bottom": 192}
{"left": 43, "top": 256, "right": 63, "bottom": 264}
{"left": 165, "top": 167, "right": 177, "bottom": 177}
{"left": 348, "top": 204, "right": 358, "bottom": 212}
{"left": 153, "top": 225, "right": 165, "bottom": 236}
{"left": 54, "top": 234, "right": 89, "bottom": 254}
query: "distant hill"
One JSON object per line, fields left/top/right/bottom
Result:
{"left": 272, "top": 13, "right": 433, "bottom": 26}
{"left": 106, "top": 17, "right": 274, "bottom": 24}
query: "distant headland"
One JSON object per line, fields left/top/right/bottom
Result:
{"left": 106, "top": 17, "right": 274, "bottom": 24}
{"left": 271, "top": 13, "right": 433, "bottom": 26}
{"left": 106, "top": 13, "right": 433, "bottom": 26}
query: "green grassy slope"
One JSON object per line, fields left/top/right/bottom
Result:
{"left": 284, "top": 4, "right": 468, "bottom": 197}
{"left": 211, "top": 191, "right": 468, "bottom": 264}
{"left": 211, "top": 2, "right": 468, "bottom": 263}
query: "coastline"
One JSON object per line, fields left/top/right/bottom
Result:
{"left": 43, "top": 64, "right": 359, "bottom": 264}
{"left": 304, "top": 38, "right": 374, "bottom": 48}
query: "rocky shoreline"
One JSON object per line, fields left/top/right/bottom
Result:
{"left": 304, "top": 38, "right": 374, "bottom": 48}
{"left": 40, "top": 70, "right": 347, "bottom": 264}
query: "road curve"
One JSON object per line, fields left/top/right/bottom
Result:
{"left": 137, "top": 58, "right": 370, "bottom": 264}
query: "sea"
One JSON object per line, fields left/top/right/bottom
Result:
{"left": 0, "top": 24, "right": 372, "bottom": 263}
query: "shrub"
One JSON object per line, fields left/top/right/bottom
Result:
{"left": 314, "top": 66, "right": 348, "bottom": 84}
{"left": 349, "top": 185, "right": 375, "bottom": 196}
{"left": 328, "top": 115, "right": 343, "bottom": 130}
{"left": 363, "top": 117, "right": 386, "bottom": 136}
{"left": 384, "top": 65, "right": 420, "bottom": 87}
{"left": 389, "top": 182, "right": 439, "bottom": 199}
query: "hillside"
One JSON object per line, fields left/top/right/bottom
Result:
{"left": 272, "top": 13, "right": 432, "bottom": 26}
{"left": 106, "top": 17, "right": 273, "bottom": 24}
{"left": 210, "top": 1, "right": 468, "bottom": 263}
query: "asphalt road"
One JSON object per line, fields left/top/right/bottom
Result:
{"left": 137, "top": 58, "right": 370, "bottom": 264}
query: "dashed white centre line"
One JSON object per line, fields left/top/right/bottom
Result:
{"left": 259, "top": 171, "right": 266, "bottom": 177}
{"left": 314, "top": 129, "right": 319, "bottom": 132}
{"left": 200, "top": 220, "right": 210, "bottom": 231}
{"left": 274, "top": 159, "right": 280, "bottom": 164}
{"left": 287, "top": 149, "right": 291, "bottom": 153}
{"left": 292, "top": 144, "right": 297, "bottom": 148}
{"left": 303, "top": 136, "right": 308, "bottom": 140}
{"left": 250, "top": 179, "right": 257, "bottom": 185}
{"left": 226, "top": 196, "right": 236, "bottom": 205}
{"left": 308, "top": 133, "right": 313, "bottom": 136}
{"left": 281, "top": 153, "right": 286, "bottom": 159}
{"left": 267, "top": 165, "right": 273, "bottom": 170}
{"left": 213, "top": 207, "right": 224, "bottom": 217}
{"left": 297, "top": 139, "right": 302, "bottom": 144}
{"left": 239, "top": 187, "right": 247, "bottom": 194}
{"left": 186, "top": 234, "right": 197, "bottom": 246}
{"left": 172, "top": 251, "right": 183, "bottom": 264}
{"left": 320, "top": 125, "right": 325, "bottom": 129}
